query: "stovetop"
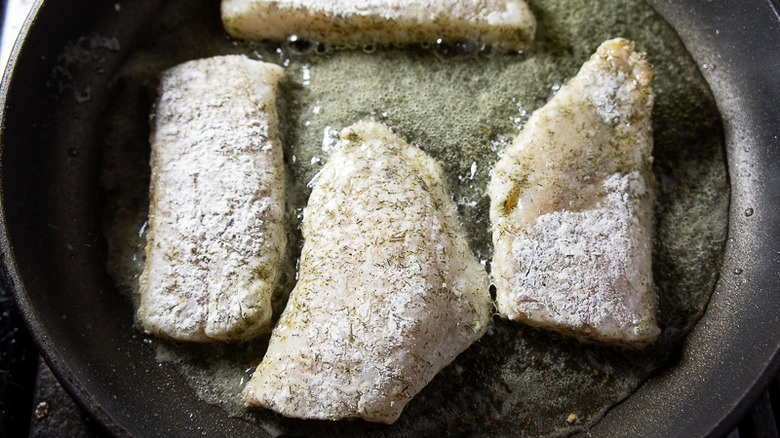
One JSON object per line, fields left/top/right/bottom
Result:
{"left": 0, "top": 1, "right": 778, "bottom": 437}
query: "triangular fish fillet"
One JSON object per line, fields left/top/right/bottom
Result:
{"left": 243, "top": 121, "right": 491, "bottom": 423}
{"left": 489, "top": 38, "right": 660, "bottom": 348}
{"left": 221, "top": 0, "right": 536, "bottom": 50}
{"left": 138, "top": 56, "right": 286, "bottom": 342}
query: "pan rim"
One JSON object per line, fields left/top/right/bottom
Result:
{"left": 2, "top": 0, "right": 779, "bottom": 437}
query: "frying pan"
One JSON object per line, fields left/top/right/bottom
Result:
{"left": 1, "top": 0, "right": 779, "bottom": 437}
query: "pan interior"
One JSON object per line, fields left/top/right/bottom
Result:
{"left": 101, "top": 0, "right": 728, "bottom": 436}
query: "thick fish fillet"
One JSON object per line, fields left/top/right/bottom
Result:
{"left": 138, "top": 55, "right": 286, "bottom": 342}
{"left": 221, "top": 0, "right": 536, "bottom": 50}
{"left": 243, "top": 122, "right": 491, "bottom": 423}
{"left": 489, "top": 38, "right": 660, "bottom": 348}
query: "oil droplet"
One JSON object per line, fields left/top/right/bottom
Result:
{"left": 286, "top": 35, "right": 315, "bottom": 55}
{"left": 479, "top": 43, "right": 496, "bottom": 58}
{"left": 433, "top": 39, "right": 479, "bottom": 60}
{"left": 138, "top": 220, "right": 148, "bottom": 238}
{"left": 75, "top": 86, "right": 92, "bottom": 103}
{"left": 301, "top": 65, "right": 311, "bottom": 86}
{"left": 314, "top": 43, "right": 331, "bottom": 55}
{"left": 744, "top": 207, "right": 754, "bottom": 217}
{"left": 33, "top": 401, "right": 50, "bottom": 421}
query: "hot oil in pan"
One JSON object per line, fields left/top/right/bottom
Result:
{"left": 100, "top": 0, "right": 729, "bottom": 436}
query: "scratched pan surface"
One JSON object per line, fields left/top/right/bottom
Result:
{"left": 1, "top": 0, "right": 779, "bottom": 437}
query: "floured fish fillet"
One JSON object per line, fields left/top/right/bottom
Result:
{"left": 243, "top": 121, "right": 491, "bottom": 423}
{"left": 489, "top": 38, "right": 660, "bottom": 348}
{"left": 221, "top": 0, "right": 536, "bottom": 50}
{"left": 137, "top": 55, "right": 285, "bottom": 342}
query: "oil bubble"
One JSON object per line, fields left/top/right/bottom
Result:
{"left": 433, "top": 39, "right": 479, "bottom": 61}
{"left": 479, "top": 43, "right": 496, "bottom": 58}
{"left": 314, "top": 42, "right": 331, "bottom": 55}
{"left": 75, "top": 86, "right": 92, "bottom": 103}
{"left": 285, "top": 36, "right": 315, "bottom": 55}
{"left": 744, "top": 207, "right": 754, "bottom": 217}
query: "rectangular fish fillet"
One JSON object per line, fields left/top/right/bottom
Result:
{"left": 243, "top": 121, "right": 492, "bottom": 423}
{"left": 137, "top": 55, "right": 286, "bottom": 342}
{"left": 221, "top": 0, "right": 536, "bottom": 50}
{"left": 488, "top": 38, "right": 660, "bottom": 348}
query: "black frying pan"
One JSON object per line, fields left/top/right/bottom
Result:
{"left": 1, "top": 1, "right": 779, "bottom": 437}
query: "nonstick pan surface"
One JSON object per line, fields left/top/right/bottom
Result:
{"left": 1, "top": 1, "right": 779, "bottom": 437}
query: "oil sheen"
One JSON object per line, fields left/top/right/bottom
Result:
{"left": 101, "top": 0, "right": 728, "bottom": 436}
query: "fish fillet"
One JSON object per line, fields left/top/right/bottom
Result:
{"left": 138, "top": 55, "right": 286, "bottom": 342}
{"left": 243, "top": 121, "right": 491, "bottom": 423}
{"left": 221, "top": 0, "right": 536, "bottom": 50}
{"left": 489, "top": 38, "right": 660, "bottom": 348}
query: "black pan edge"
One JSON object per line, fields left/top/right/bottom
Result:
{"left": 2, "top": 1, "right": 780, "bottom": 437}
{"left": 586, "top": 0, "right": 780, "bottom": 437}
{"left": 0, "top": 1, "right": 150, "bottom": 436}
{"left": 0, "top": 2, "right": 130, "bottom": 436}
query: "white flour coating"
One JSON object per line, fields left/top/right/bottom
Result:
{"left": 243, "top": 122, "right": 492, "bottom": 423}
{"left": 506, "top": 172, "right": 656, "bottom": 342}
{"left": 221, "top": 0, "right": 536, "bottom": 50}
{"left": 138, "top": 55, "right": 286, "bottom": 342}
{"left": 489, "top": 38, "right": 660, "bottom": 348}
